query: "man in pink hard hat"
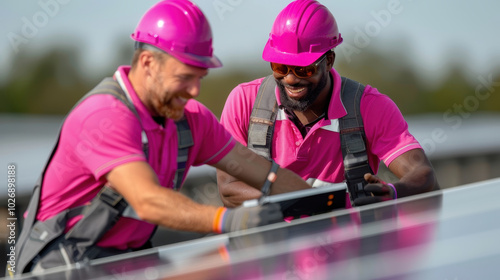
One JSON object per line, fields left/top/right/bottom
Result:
{"left": 218, "top": 0, "right": 439, "bottom": 207}
{"left": 14, "top": 0, "right": 312, "bottom": 274}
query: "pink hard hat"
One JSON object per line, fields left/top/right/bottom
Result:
{"left": 262, "top": 0, "right": 343, "bottom": 66}
{"left": 131, "top": 0, "right": 222, "bottom": 68}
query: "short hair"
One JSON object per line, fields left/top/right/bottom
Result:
{"left": 131, "top": 42, "right": 170, "bottom": 69}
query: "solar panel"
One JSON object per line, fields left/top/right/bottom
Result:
{"left": 11, "top": 177, "right": 500, "bottom": 280}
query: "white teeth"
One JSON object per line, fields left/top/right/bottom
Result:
{"left": 178, "top": 97, "right": 188, "bottom": 102}
{"left": 286, "top": 87, "right": 305, "bottom": 94}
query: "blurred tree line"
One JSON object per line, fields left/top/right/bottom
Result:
{"left": 1, "top": 42, "right": 499, "bottom": 118}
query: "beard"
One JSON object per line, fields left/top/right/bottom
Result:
{"left": 148, "top": 73, "right": 185, "bottom": 121}
{"left": 276, "top": 71, "right": 328, "bottom": 112}
{"left": 153, "top": 94, "right": 185, "bottom": 121}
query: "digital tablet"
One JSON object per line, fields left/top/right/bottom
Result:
{"left": 243, "top": 182, "right": 347, "bottom": 218}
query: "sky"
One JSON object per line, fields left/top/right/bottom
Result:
{"left": 1, "top": 0, "right": 500, "bottom": 84}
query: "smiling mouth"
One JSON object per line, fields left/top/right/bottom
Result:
{"left": 285, "top": 87, "right": 307, "bottom": 99}
{"left": 173, "top": 96, "right": 189, "bottom": 106}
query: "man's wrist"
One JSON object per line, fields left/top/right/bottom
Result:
{"left": 213, "top": 207, "right": 227, "bottom": 233}
{"left": 387, "top": 183, "right": 397, "bottom": 199}
{"left": 261, "top": 160, "right": 279, "bottom": 197}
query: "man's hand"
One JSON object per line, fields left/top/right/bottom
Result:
{"left": 221, "top": 203, "right": 283, "bottom": 233}
{"left": 353, "top": 173, "right": 396, "bottom": 206}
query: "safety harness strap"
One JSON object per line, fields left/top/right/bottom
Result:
{"left": 174, "top": 117, "right": 194, "bottom": 190}
{"left": 247, "top": 75, "right": 278, "bottom": 160}
{"left": 339, "top": 77, "right": 373, "bottom": 204}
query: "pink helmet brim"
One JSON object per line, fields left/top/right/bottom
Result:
{"left": 167, "top": 48, "right": 223, "bottom": 69}
{"left": 262, "top": 40, "right": 326, "bottom": 67}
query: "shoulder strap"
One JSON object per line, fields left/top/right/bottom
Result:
{"left": 86, "top": 78, "right": 150, "bottom": 160}
{"left": 247, "top": 75, "right": 278, "bottom": 160}
{"left": 339, "top": 77, "right": 373, "bottom": 204}
{"left": 173, "top": 117, "right": 193, "bottom": 190}
{"left": 87, "top": 77, "right": 139, "bottom": 116}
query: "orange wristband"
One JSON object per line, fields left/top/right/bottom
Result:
{"left": 213, "top": 207, "right": 227, "bottom": 233}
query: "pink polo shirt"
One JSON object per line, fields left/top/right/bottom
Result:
{"left": 37, "top": 66, "right": 235, "bottom": 250}
{"left": 220, "top": 68, "right": 421, "bottom": 207}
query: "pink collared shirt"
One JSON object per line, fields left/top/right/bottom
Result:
{"left": 37, "top": 66, "right": 235, "bottom": 249}
{"left": 220, "top": 69, "right": 421, "bottom": 207}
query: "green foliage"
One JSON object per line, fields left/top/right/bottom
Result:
{"left": 0, "top": 46, "right": 90, "bottom": 114}
{"left": 199, "top": 68, "right": 269, "bottom": 117}
{"left": 335, "top": 48, "right": 428, "bottom": 115}
{"left": 336, "top": 47, "right": 500, "bottom": 116}
{"left": 1, "top": 43, "right": 499, "bottom": 117}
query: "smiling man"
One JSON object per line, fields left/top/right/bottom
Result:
{"left": 217, "top": 0, "right": 439, "bottom": 208}
{"left": 14, "top": 0, "right": 312, "bottom": 275}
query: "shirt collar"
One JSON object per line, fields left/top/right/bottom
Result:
{"left": 326, "top": 68, "right": 347, "bottom": 121}
{"left": 113, "top": 66, "right": 165, "bottom": 131}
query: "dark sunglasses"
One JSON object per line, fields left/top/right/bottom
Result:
{"left": 270, "top": 55, "right": 327, "bottom": 79}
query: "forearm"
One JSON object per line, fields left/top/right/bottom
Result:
{"left": 108, "top": 161, "right": 220, "bottom": 233}
{"left": 214, "top": 142, "right": 311, "bottom": 194}
{"left": 136, "top": 187, "right": 219, "bottom": 233}
{"left": 270, "top": 167, "right": 311, "bottom": 195}
{"left": 387, "top": 149, "right": 440, "bottom": 198}
{"left": 393, "top": 165, "right": 439, "bottom": 198}
{"left": 217, "top": 169, "right": 263, "bottom": 207}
